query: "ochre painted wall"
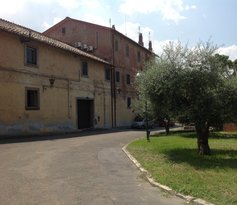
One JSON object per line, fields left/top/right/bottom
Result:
{"left": 0, "top": 31, "right": 112, "bottom": 136}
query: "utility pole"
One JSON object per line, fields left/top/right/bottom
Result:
{"left": 145, "top": 101, "right": 150, "bottom": 142}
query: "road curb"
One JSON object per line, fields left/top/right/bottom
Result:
{"left": 122, "top": 142, "right": 215, "bottom": 205}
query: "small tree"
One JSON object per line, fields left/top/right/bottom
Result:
{"left": 135, "top": 41, "right": 237, "bottom": 155}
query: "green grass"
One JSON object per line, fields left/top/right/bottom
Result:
{"left": 127, "top": 132, "right": 237, "bottom": 205}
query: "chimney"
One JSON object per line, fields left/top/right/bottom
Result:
{"left": 138, "top": 33, "right": 144, "bottom": 46}
{"left": 148, "top": 40, "right": 153, "bottom": 51}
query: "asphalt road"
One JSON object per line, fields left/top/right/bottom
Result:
{"left": 0, "top": 129, "right": 185, "bottom": 205}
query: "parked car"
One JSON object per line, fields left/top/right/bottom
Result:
{"left": 158, "top": 119, "right": 175, "bottom": 127}
{"left": 131, "top": 117, "right": 154, "bottom": 129}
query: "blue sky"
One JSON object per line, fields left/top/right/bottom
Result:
{"left": 1, "top": 0, "right": 237, "bottom": 60}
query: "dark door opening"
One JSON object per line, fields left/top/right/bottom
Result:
{"left": 77, "top": 99, "right": 93, "bottom": 129}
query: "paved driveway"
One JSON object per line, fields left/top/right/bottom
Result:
{"left": 0, "top": 129, "right": 185, "bottom": 205}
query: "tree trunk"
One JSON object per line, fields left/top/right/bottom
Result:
{"left": 165, "top": 125, "right": 170, "bottom": 135}
{"left": 164, "top": 119, "right": 170, "bottom": 135}
{"left": 195, "top": 122, "right": 211, "bottom": 155}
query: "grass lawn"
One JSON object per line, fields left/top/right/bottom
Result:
{"left": 127, "top": 131, "right": 237, "bottom": 205}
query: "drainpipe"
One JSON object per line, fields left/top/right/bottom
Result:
{"left": 111, "top": 29, "right": 116, "bottom": 128}
{"left": 110, "top": 66, "right": 114, "bottom": 128}
{"left": 103, "top": 84, "right": 106, "bottom": 128}
{"left": 113, "top": 67, "right": 116, "bottom": 127}
{"left": 67, "top": 79, "right": 71, "bottom": 119}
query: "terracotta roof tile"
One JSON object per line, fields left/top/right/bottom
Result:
{"left": 0, "top": 18, "right": 110, "bottom": 65}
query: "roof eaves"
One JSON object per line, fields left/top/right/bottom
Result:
{"left": 64, "top": 17, "right": 111, "bottom": 32}
{"left": 43, "top": 17, "right": 70, "bottom": 34}
{"left": 44, "top": 16, "right": 152, "bottom": 53}
{"left": 112, "top": 29, "right": 152, "bottom": 53}
{"left": 0, "top": 18, "right": 110, "bottom": 65}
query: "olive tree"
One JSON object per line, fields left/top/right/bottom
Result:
{"left": 135, "top": 41, "right": 237, "bottom": 155}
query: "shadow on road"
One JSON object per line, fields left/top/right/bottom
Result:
{"left": 0, "top": 127, "right": 163, "bottom": 144}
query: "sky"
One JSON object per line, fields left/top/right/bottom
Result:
{"left": 1, "top": 0, "right": 237, "bottom": 60}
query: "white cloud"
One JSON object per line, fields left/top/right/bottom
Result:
{"left": 0, "top": 0, "right": 55, "bottom": 16}
{"left": 43, "top": 17, "right": 63, "bottom": 30}
{"left": 30, "top": 0, "right": 52, "bottom": 3}
{"left": 162, "top": 5, "right": 186, "bottom": 23}
{"left": 218, "top": 45, "right": 237, "bottom": 61}
{"left": 58, "top": 0, "right": 102, "bottom": 10}
{"left": 81, "top": 14, "right": 109, "bottom": 27}
{"left": 116, "top": 21, "right": 153, "bottom": 48}
{"left": 152, "top": 39, "right": 180, "bottom": 55}
{"left": 151, "top": 43, "right": 237, "bottom": 61}
{"left": 119, "top": 0, "right": 196, "bottom": 23}
{"left": 185, "top": 5, "right": 196, "bottom": 10}
{"left": 117, "top": 22, "right": 141, "bottom": 40}
{"left": 114, "top": 21, "right": 178, "bottom": 55}
{"left": 59, "top": 0, "right": 79, "bottom": 9}
{"left": 80, "top": 0, "right": 101, "bottom": 9}
{"left": 0, "top": 0, "right": 26, "bottom": 16}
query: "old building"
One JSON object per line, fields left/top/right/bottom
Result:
{"left": 0, "top": 18, "right": 112, "bottom": 136}
{"left": 44, "top": 17, "right": 154, "bottom": 127}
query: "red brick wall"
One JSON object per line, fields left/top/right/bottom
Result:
{"left": 223, "top": 123, "right": 237, "bottom": 132}
{"left": 44, "top": 18, "right": 113, "bottom": 61}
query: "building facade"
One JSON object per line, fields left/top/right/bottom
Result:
{"left": 44, "top": 17, "right": 154, "bottom": 127}
{"left": 0, "top": 19, "right": 112, "bottom": 136}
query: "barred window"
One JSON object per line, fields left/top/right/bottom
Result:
{"left": 25, "top": 88, "right": 40, "bottom": 110}
{"left": 105, "top": 68, "right": 111, "bottom": 81}
{"left": 126, "top": 74, "right": 130, "bottom": 84}
{"left": 26, "top": 46, "right": 37, "bottom": 65}
{"left": 116, "top": 71, "right": 120, "bottom": 82}
{"left": 127, "top": 97, "right": 131, "bottom": 108}
{"left": 81, "top": 61, "right": 88, "bottom": 76}
{"left": 125, "top": 45, "right": 129, "bottom": 57}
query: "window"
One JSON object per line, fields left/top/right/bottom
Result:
{"left": 115, "top": 71, "right": 120, "bottom": 83}
{"left": 62, "top": 27, "right": 66, "bottom": 34}
{"left": 127, "top": 97, "right": 131, "bottom": 108}
{"left": 126, "top": 74, "right": 130, "bottom": 84}
{"left": 26, "top": 46, "right": 37, "bottom": 65}
{"left": 96, "top": 32, "right": 99, "bottom": 48}
{"left": 81, "top": 61, "right": 88, "bottom": 76}
{"left": 115, "top": 39, "right": 118, "bottom": 52}
{"left": 25, "top": 88, "right": 40, "bottom": 110}
{"left": 105, "top": 68, "right": 111, "bottom": 81}
{"left": 137, "top": 51, "right": 141, "bottom": 63}
{"left": 125, "top": 45, "right": 129, "bottom": 57}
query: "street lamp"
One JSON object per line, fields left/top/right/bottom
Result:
{"left": 145, "top": 100, "right": 150, "bottom": 142}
